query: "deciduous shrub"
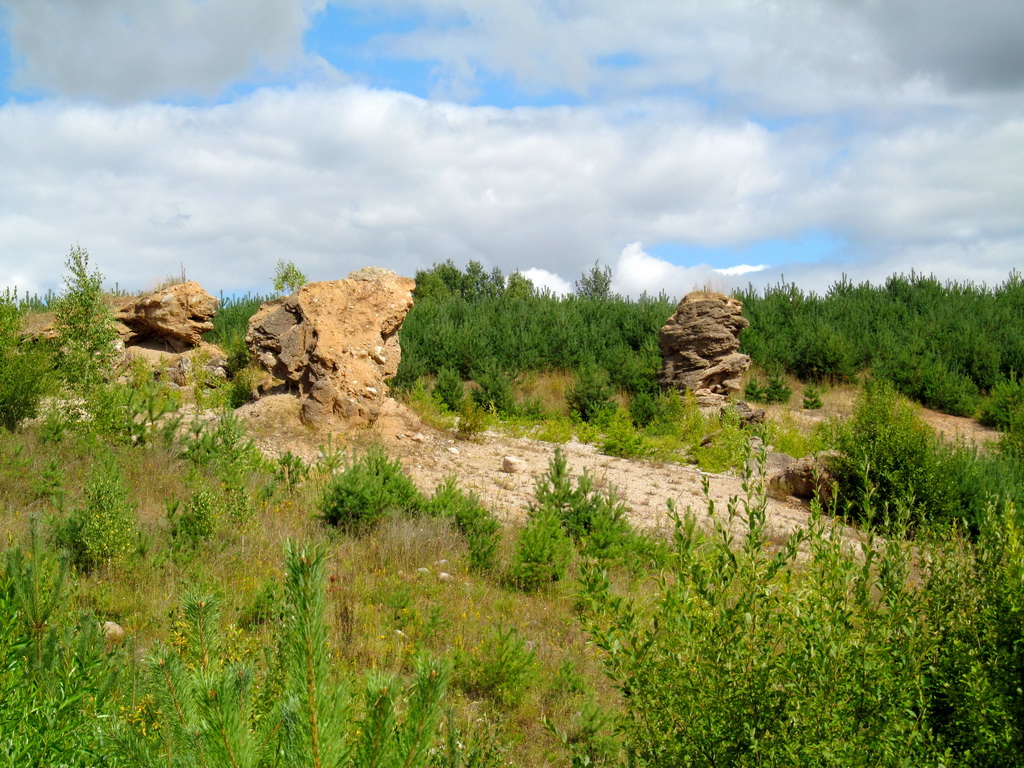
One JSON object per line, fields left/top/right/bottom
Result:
{"left": 0, "top": 290, "right": 51, "bottom": 431}
{"left": 828, "top": 379, "right": 960, "bottom": 529}
{"left": 53, "top": 245, "right": 120, "bottom": 390}
{"left": 579, "top": 486, "right": 939, "bottom": 767}
{"left": 53, "top": 455, "right": 137, "bottom": 571}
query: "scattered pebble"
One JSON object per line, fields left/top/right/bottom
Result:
{"left": 438, "top": 572, "right": 455, "bottom": 583}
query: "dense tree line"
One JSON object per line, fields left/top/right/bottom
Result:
{"left": 398, "top": 262, "right": 1024, "bottom": 419}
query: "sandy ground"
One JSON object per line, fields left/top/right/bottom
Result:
{"left": 239, "top": 395, "right": 839, "bottom": 545}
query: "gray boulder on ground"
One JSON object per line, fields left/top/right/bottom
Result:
{"left": 658, "top": 291, "right": 751, "bottom": 408}
{"left": 245, "top": 267, "right": 415, "bottom": 429}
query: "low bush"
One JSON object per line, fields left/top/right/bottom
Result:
{"left": 828, "top": 379, "right": 962, "bottom": 529}
{"left": 980, "top": 373, "right": 1024, "bottom": 429}
{"left": 579, "top": 484, "right": 939, "bottom": 767}
{"left": 566, "top": 364, "right": 616, "bottom": 425}
{"left": 922, "top": 501, "right": 1024, "bottom": 765}
{"left": 471, "top": 361, "right": 516, "bottom": 415}
{"left": 509, "top": 505, "right": 574, "bottom": 592}
{"left": 459, "top": 623, "right": 537, "bottom": 708}
{"left": 53, "top": 454, "right": 137, "bottom": 572}
{"left": 319, "top": 446, "right": 423, "bottom": 532}
{"left": 426, "top": 476, "right": 501, "bottom": 572}
{"left": 0, "top": 290, "right": 52, "bottom": 431}
{"left": 433, "top": 366, "right": 465, "bottom": 412}
{"left": 802, "top": 384, "right": 824, "bottom": 410}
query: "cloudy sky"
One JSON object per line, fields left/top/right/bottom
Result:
{"left": 1, "top": 1, "right": 1022, "bottom": 298}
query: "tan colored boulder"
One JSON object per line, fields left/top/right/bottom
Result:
{"left": 245, "top": 267, "right": 415, "bottom": 429}
{"left": 102, "top": 621, "right": 126, "bottom": 645}
{"left": 658, "top": 291, "right": 750, "bottom": 408}
{"left": 116, "top": 281, "right": 218, "bottom": 351}
{"left": 767, "top": 451, "right": 840, "bottom": 505}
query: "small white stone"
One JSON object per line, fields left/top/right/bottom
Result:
{"left": 438, "top": 572, "right": 455, "bottom": 583}
{"left": 416, "top": 567, "right": 431, "bottom": 576}
{"left": 365, "top": 386, "right": 378, "bottom": 395}
{"left": 410, "top": 432, "right": 427, "bottom": 443}
{"left": 448, "top": 447, "right": 460, "bottom": 455}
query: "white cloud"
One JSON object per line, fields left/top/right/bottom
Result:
{"left": 1, "top": 0, "right": 325, "bottom": 101}
{"left": 715, "top": 264, "right": 767, "bottom": 277}
{"left": 611, "top": 242, "right": 718, "bottom": 299}
{"left": 350, "top": 0, "right": 1024, "bottom": 116}
{"left": 0, "top": 81, "right": 1020, "bottom": 299}
{"left": 521, "top": 268, "right": 571, "bottom": 296}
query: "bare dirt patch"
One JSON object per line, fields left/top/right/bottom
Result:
{"left": 239, "top": 395, "right": 826, "bottom": 545}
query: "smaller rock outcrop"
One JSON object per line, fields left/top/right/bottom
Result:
{"left": 767, "top": 452, "right": 839, "bottom": 504}
{"left": 658, "top": 291, "right": 750, "bottom": 409}
{"left": 246, "top": 268, "right": 416, "bottom": 429}
{"left": 116, "top": 281, "right": 219, "bottom": 351}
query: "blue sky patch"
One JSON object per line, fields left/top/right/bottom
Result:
{"left": 650, "top": 230, "right": 845, "bottom": 270}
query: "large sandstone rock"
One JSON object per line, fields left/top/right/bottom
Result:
{"left": 245, "top": 267, "right": 415, "bottom": 429}
{"left": 658, "top": 291, "right": 750, "bottom": 409}
{"left": 116, "top": 281, "right": 218, "bottom": 351}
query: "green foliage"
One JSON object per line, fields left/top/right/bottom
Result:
{"left": 455, "top": 397, "right": 488, "bottom": 441}
{"left": 828, "top": 380, "right": 960, "bottom": 529}
{"left": 922, "top": 502, "right": 1024, "bottom": 766}
{"left": 693, "top": 409, "right": 749, "bottom": 473}
{"left": 85, "top": 378, "right": 181, "bottom": 446}
{"left": 426, "top": 476, "right": 501, "bottom": 572}
{"left": 510, "top": 505, "right": 573, "bottom": 592}
{"left": 434, "top": 366, "right": 465, "bottom": 412}
{"left": 739, "top": 271, "right": 1024, "bottom": 416}
{"left": 0, "top": 290, "right": 52, "bottom": 431}
{"left": 167, "top": 482, "right": 222, "bottom": 549}
{"left": 114, "top": 543, "right": 451, "bottom": 767}
{"left": 53, "top": 454, "right": 137, "bottom": 571}
{"left": 802, "top": 383, "right": 824, "bottom": 409}
{"left": 470, "top": 361, "right": 516, "bottom": 415}
{"left": 207, "top": 293, "right": 270, "bottom": 374}
{"left": 745, "top": 371, "right": 791, "bottom": 404}
{"left": 272, "top": 259, "right": 308, "bottom": 295}
{"left": 579, "top": 487, "right": 940, "bottom": 767}
{"left": 600, "top": 408, "right": 657, "bottom": 460}
{"left": 574, "top": 260, "right": 614, "bottom": 300}
{"left": 398, "top": 261, "right": 673, "bottom": 396}
{"left": 459, "top": 624, "right": 536, "bottom": 707}
{"left": 979, "top": 372, "right": 1024, "bottom": 429}
{"left": 53, "top": 244, "right": 120, "bottom": 390}
{"left": 566, "top": 364, "right": 616, "bottom": 424}
{"left": 1, "top": 522, "right": 120, "bottom": 765}
{"left": 319, "top": 446, "right": 423, "bottom": 532}
{"left": 511, "top": 449, "right": 645, "bottom": 590}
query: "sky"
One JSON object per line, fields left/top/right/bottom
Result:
{"left": 0, "top": 1, "right": 1022, "bottom": 299}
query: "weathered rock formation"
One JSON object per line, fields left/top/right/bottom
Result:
{"left": 116, "top": 281, "right": 219, "bottom": 351}
{"left": 245, "top": 267, "right": 415, "bottom": 429}
{"left": 766, "top": 452, "right": 839, "bottom": 505}
{"left": 658, "top": 291, "right": 750, "bottom": 408}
